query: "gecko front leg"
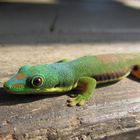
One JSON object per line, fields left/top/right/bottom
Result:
{"left": 67, "top": 77, "right": 96, "bottom": 106}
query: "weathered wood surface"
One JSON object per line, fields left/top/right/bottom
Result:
{"left": 1, "top": 1, "right": 140, "bottom": 139}
{"left": 1, "top": 46, "right": 140, "bottom": 140}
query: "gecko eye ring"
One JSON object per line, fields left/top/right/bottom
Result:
{"left": 31, "top": 76, "right": 44, "bottom": 88}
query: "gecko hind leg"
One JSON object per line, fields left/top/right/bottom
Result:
{"left": 67, "top": 77, "right": 96, "bottom": 106}
{"left": 131, "top": 65, "right": 140, "bottom": 79}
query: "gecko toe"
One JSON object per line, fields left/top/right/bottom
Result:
{"left": 77, "top": 99, "right": 86, "bottom": 106}
{"left": 67, "top": 95, "right": 87, "bottom": 106}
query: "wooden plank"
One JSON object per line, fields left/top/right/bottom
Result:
{"left": 0, "top": 1, "right": 140, "bottom": 139}
{"left": 0, "top": 45, "right": 140, "bottom": 140}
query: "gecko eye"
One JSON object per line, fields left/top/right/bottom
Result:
{"left": 31, "top": 76, "right": 44, "bottom": 88}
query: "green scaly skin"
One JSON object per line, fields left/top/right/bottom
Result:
{"left": 3, "top": 53, "right": 140, "bottom": 106}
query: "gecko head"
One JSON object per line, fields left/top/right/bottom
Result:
{"left": 3, "top": 64, "right": 59, "bottom": 94}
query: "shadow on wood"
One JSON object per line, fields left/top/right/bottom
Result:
{"left": 0, "top": 87, "right": 67, "bottom": 106}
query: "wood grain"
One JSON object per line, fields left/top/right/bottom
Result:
{"left": 0, "top": 1, "right": 140, "bottom": 139}
{"left": 1, "top": 46, "right": 140, "bottom": 140}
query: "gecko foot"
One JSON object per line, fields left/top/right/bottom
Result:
{"left": 67, "top": 94, "right": 87, "bottom": 106}
{"left": 67, "top": 77, "right": 96, "bottom": 107}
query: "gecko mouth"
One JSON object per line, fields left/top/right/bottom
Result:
{"left": 3, "top": 82, "right": 13, "bottom": 94}
{"left": 3, "top": 82, "right": 25, "bottom": 94}
{"left": 3, "top": 82, "right": 10, "bottom": 90}
{"left": 12, "top": 83, "right": 25, "bottom": 89}
{"left": 3, "top": 82, "right": 44, "bottom": 94}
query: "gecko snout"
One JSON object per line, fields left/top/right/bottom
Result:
{"left": 3, "top": 82, "right": 11, "bottom": 90}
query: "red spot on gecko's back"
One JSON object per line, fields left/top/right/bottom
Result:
{"left": 16, "top": 73, "right": 25, "bottom": 80}
{"left": 96, "top": 54, "right": 119, "bottom": 64}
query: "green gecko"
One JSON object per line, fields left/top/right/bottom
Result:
{"left": 3, "top": 53, "right": 140, "bottom": 106}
